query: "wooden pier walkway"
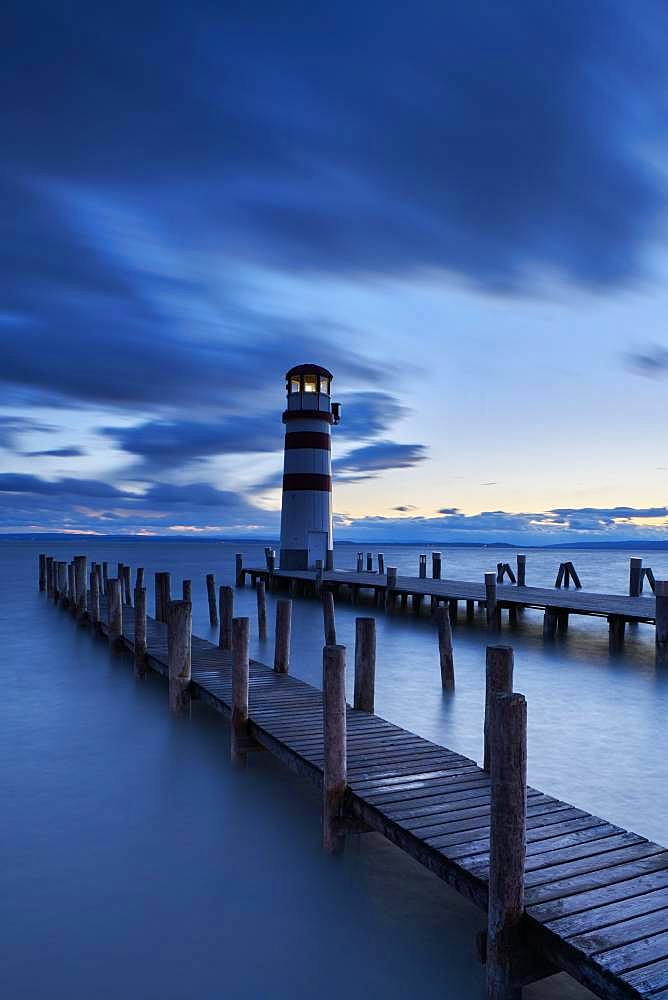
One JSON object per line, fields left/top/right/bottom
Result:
{"left": 44, "top": 579, "right": 668, "bottom": 1000}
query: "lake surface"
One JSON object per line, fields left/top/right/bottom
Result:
{"left": 3, "top": 538, "right": 667, "bottom": 999}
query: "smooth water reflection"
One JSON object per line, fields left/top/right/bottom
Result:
{"left": 4, "top": 538, "right": 667, "bottom": 998}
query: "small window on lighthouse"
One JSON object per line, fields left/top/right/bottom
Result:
{"left": 319, "top": 376, "right": 330, "bottom": 394}
{"left": 290, "top": 377, "right": 300, "bottom": 393}
{"left": 303, "top": 374, "right": 317, "bottom": 393}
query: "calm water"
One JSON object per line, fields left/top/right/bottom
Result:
{"left": 3, "top": 539, "right": 668, "bottom": 999}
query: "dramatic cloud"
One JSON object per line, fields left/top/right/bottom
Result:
{"left": 21, "top": 447, "right": 85, "bottom": 458}
{"left": 0, "top": 415, "right": 55, "bottom": 450}
{"left": 335, "top": 441, "right": 427, "bottom": 480}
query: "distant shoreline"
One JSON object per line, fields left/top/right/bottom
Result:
{"left": 4, "top": 533, "right": 668, "bottom": 551}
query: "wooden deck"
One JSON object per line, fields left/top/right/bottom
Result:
{"left": 52, "top": 591, "right": 668, "bottom": 1000}
{"left": 242, "top": 566, "right": 658, "bottom": 623}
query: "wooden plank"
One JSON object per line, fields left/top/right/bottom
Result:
{"left": 595, "top": 928, "right": 668, "bottom": 974}
{"left": 525, "top": 849, "right": 668, "bottom": 906}
{"left": 568, "top": 906, "right": 668, "bottom": 957}
{"left": 545, "top": 879, "right": 668, "bottom": 936}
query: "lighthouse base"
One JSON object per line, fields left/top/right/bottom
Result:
{"left": 280, "top": 548, "right": 334, "bottom": 571}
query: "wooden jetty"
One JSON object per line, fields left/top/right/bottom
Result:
{"left": 239, "top": 555, "right": 668, "bottom": 662}
{"left": 39, "top": 553, "right": 668, "bottom": 999}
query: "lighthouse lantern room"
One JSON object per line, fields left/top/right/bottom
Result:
{"left": 279, "top": 364, "right": 340, "bottom": 570}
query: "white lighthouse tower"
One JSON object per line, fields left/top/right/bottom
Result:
{"left": 279, "top": 364, "right": 340, "bottom": 570}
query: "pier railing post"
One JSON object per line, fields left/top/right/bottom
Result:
{"left": 121, "top": 565, "right": 132, "bottom": 606}
{"left": 206, "top": 574, "right": 218, "bottom": 626}
{"left": 67, "top": 562, "right": 75, "bottom": 610}
{"left": 74, "top": 555, "right": 87, "bottom": 619}
{"left": 219, "top": 585, "right": 234, "bottom": 651}
{"left": 385, "top": 567, "right": 397, "bottom": 612}
{"left": 182, "top": 579, "right": 192, "bottom": 603}
{"left": 39, "top": 553, "right": 46, "bottom": 592}
{"left": 155, "top": 572, "right": 171, "bottom": 623}
{"left": 46, "top": 556, "right": 54, "bottom": 598}
{"left": 354, "top": 617, "right": 376, "bottom": 712}
{"left": 487, "top": 692, "right": 527, "bottom": 1000}
{"left": 485, "top": 573, "right": 498, "bottom": 631}
{"left": 134, "top": 585, "right": 147, "bottom": 678}
{"left": 419, "top": 554, "right": 427, "bottom": 578}
{"left": 57, "top": 561, "right": 68, "bottom": 605}
{"left": 108, "top": 578, "right": 123, "bottom": 648}
{"left": 167, "top": 599, "right": 191, "bottom": 717}
{"left": 516, "top": 554, "right": 526, "bottom": 588}
{"left": 274, "top": 599, "right": 292, "bottom": 673}
{"left": 484, "top": 646, "right": 514, "bottom": 771}
{"left": 256, "top": 579, "right": 267, "bottom": 640}
{"left": 323, "top": 643, "right": 347, "bottom": 854}
{"left": 90, "top": 565, "right": 100, "bottom": 630}
{"left": 356, "top": 552, "right": 363, "bottom": 573}
{"left": 235, "top": 553, "right": 244, "bottom": 587}
{"left": 432, "top": 551, "right": 442, "bottom": 580}
{"left": 656, "top": 581, "right": 668, "bottom": 667}
{"left": 366, "top": 552, "right": 373, "bottom": 572}
{"left": 378, "top": 553, "right": 385, "bottom": 575}
{"left": 629, "top": 557, "right": 643, "bottom": 598}
{"left": 323, "top": 590, "right": 337, "bottom": 645}
{"left": 102, "top": 562, "right": 108, "bottom": 596}
{"left": 435, "top": 606, "right": 455, "bottom": 690}
{"left": 231, "top": 617, "right": 250, "bottom": 765}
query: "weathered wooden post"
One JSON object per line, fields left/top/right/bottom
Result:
{"left": 74, "top": 555, "right": 87, "bottom": 619}
{"left": 235, "top": 553, "right": 244, "bottom": 586}
{"left": 117, "top": 563, "right": 125, "bottom": 595}
{"left": 419, "top": 554, "right": 427, "bottom": 578}
{"left": 435, "top": 606, "right": 455, "bottom": 691}
{"left": 323, "top": 590, "right": 337, "bottom": 646}
{"left": 516, "top": 554, "right": 526, "bottom": 588}
{"left": 385, "top": 566, "right": 397, "bottom": 611}
{"left": 608, "top": 615, "right": 625, "bottom": 654}
{"left": 45, "top": 556, "right": 54, "bottom": 598}
{"left": 136, "top": 567, "right": 144, "bottom": 590}
{"left": 629, "top": 557, "right": 643, "bottom": 598}
{"left": 356, "top": 551, "right": 363, "bottom": 572}
{"left": 656, "top": 581, "right": 668, "bottom": 667}
{"left": 167, "top": 599, "right": 191, "bottom": 717}
{"left": 485, "top": 572, "right": 498, "bottom": 631}
{"left": 108, "top": 578, "right": 123, "bottom": 648}
{"left": 206, "top": 574, "right": 218, "bottom": 625}
{"left": 122, "top": 565, "right": 132, "bottom": 606}
{"left": 432, "top": 551, "right": 442, "bottom": 580}
{"left": 496, "top": 562, "right": 504, "bottom": 585}
{"left": 267, "top": 550, "right": 276, "bottom": 575}
{"left": 182, "top": 579, "right": 192, "bottom": 603}
{"left": 95, "top": 563, "right": 103, "bottom": 593}
{"left": 354, "top": 617, "right": 376, "bottom": 712}
{"left": 219, "top": 585, "right": 234, "bottom": 651}
{"left": 89, "top": 561, "right": 97, "bottom": 595}
{"left": 57, "top": 562, "right": 68, "bottom": 604}
{"left": 484, "top": 646, "right": 514, "bottom": 771}
{"left": 366, "top": 552, "right": 373, "bottom": 572}
{"left": 466, "top": 598, "right": 475, "bottom": 622}
{"left": 102, "top": 561, "right": 109, "bottom": 595}
{"left": 274, "top": 598, "right": 292, "bottom": 673}
{"left": 134, "top": 585, "right": 147, "bottom": 678}
{"left": 315, "top": 558, "right": 324, "bottom": 595}
{"left": 39, "top": 553, "right": 46, "bottom": 592}
{"left": 448, "top": 598, "right": 458, "bottom": 627}
{"left": 67, "top": 562, "right": 75, "bottom": 609}
{"left": 256, "top": 579, "right": 267, "bottom": 640}
{"left": 90, "top": 565, "right": 100, "bottom": 630}
{"left": 543, "top": 609, "right": 558, "bottom": 641}
{"left": 323, "top": 643, "right": 347, "bottom": 854}
{"left": 378, "top": 553, "right": 385, "bottom": 575}
{"left": 487, "top": 692, "right": 527, "bottom": 1000}
{"left": 155, "top": 572, "right": 171, "bottom": 623}
{"left": 231, "top": 617, "right": 250, "bottom": 766}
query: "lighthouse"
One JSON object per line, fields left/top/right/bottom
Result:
{"left": 279, "top": 364, "right": 340, "bottom": 570}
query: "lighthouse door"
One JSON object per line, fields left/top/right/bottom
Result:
{"left": 307, "top": 530, "right": 328, "bottom": 569}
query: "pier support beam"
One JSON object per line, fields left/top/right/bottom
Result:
{"left": 231, "top": 617, "right": 250, "bottom": 766}
{"left": 134, "top": 585, "right": 147, "bottom": 678}
{"left": 656, "top": 581, "right": 668, "bottom": 667}
{"left": 485, "top": 573, "right": 499, "bottom": 632}
{"left": 218, "top": 585, "right": 233, "bottom": 651}
{"left": 487, "top": 691, "right": 527, "bottom": 1000}
{"left": 108, "top": 578, "right": 123, "bottom": 648}
{"left": 167, "top": 599, "right": 192, "bottom": 717}
{"left": 385, "top": 567, "right": 397, "bottom": 612}
{"left": 484, "top": 646, "right": 514, "bottom": 772}
{"left": 256, "top": 579, "right": 267, "bottom": 640}
{"left": 56, "top": 562, "right": 68, "bottom": 606}
{"left": 543, "top": 609, "right": 557, "bottom": 641}
{"left": 206, "top": 574, "right": 218, "bottom": 626}
{"left": 274, "top": 599, "right": 292, "bottom": 674}
{"left": 323, "top": 644, "right": 347, "bottom": 854}
{"left": 323, "top": 591, "right": 337, "bottom": 646}
{"left": 436, "top": 606, "right": 454, "bottom": 691}
{"left": 74, "top": 555, "right": 87, "bottom": 619}
{"left": 466, "top": 599, "right": 475, "bottom": 622}
{"left": 608, "top": 616, "right": 625, "bottom": 654}
{"left": 354, "top": 618, "right": 376, "bottom": 712}
{"left": 46, "top": 556, "right": 54, "bottom": 598}
{"left": 90, "top": 566, "right": 100, "bottom": 631}
{"left": 39, "top": 553, "right": 46, "bottom": 592}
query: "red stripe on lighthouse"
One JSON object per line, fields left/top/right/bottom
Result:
{"left": 284, "top": 432, "right": 331, "bottom": 450}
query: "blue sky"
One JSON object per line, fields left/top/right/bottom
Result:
{"left": 2, "top": 0, "right": 668, "bottom": 542}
